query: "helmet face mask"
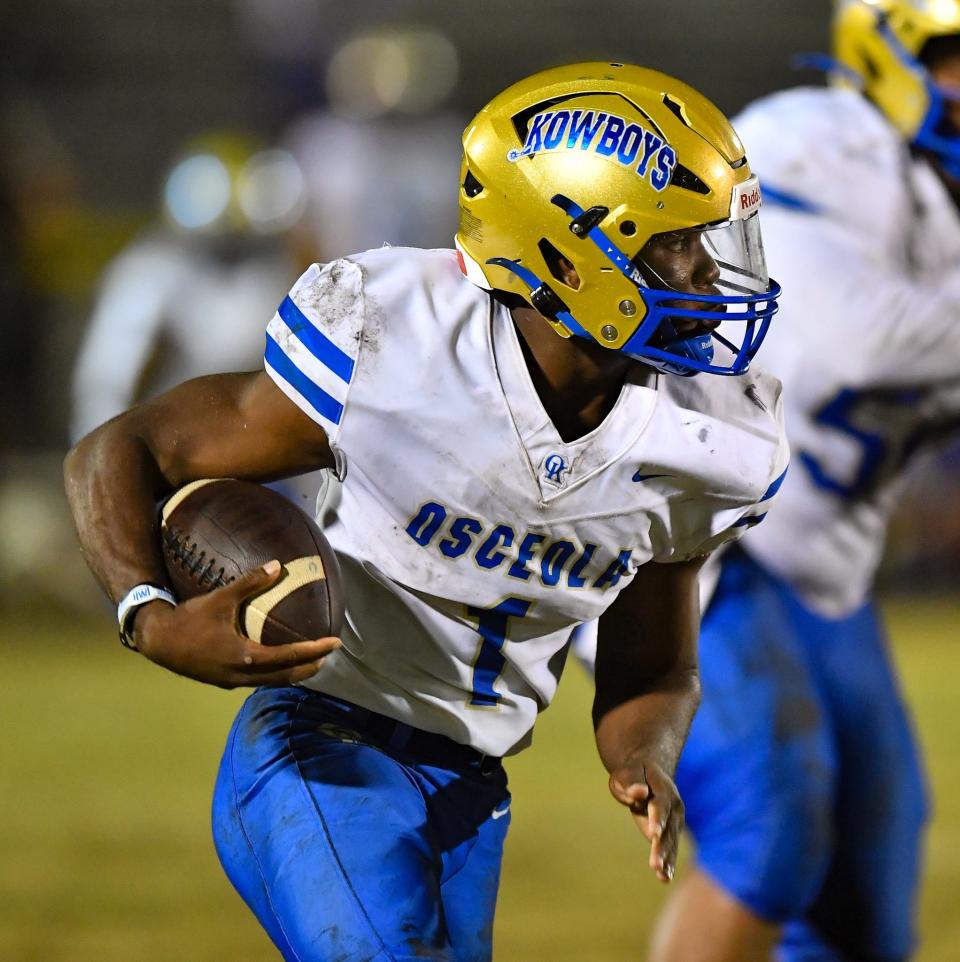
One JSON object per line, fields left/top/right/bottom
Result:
{"left": 914, "top": 33, "right": 960, "bottom": 178}
{"left": 631, "top": 220, "right": 773, "bottom": 376}
{"left": 455, "top": 62, "right": 780, "bottom": 377}
{"left": 834, "top": 0, "right": 960, "bottom": 177}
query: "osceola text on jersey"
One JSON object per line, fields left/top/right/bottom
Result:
{"left": 406, "top": 500, "right": 633, "bottom": 591}
{"left": 507, "top": 109, "right": 677, "bottom": 192}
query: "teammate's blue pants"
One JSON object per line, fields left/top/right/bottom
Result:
{"left": 212, "top": 687, "right": 511, "bottom": 962}
{"left": 677, "top": 549, "right": 928, "bottom": 962}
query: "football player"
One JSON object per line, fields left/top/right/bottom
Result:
{"left": 70, "top": 133, "right": 305, "bottom": 443}
{"left": 650, "top": 4, "right": 960, "bottom": 961}
{"left": 64, "top": 63, "right": 786, "bottom": 961}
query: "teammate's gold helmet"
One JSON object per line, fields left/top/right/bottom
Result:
{"left": 834, "top": 0, "right": 960, "bottom": 171}
{"left": 162, "top": 132, "right": 306, "bottom": 237}
{"left": 455, "top": 62, "right": 779, "bottom": 377}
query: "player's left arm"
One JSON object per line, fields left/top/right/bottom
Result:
{"left": 593, "top": 554, "right": 705, "bottom": 883}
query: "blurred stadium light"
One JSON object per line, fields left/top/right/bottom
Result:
{"left": 324, "top": 27, "right": 460, "bottom": 118}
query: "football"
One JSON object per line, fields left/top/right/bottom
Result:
{"left": 159, "top": 478, "right": 344, "bottom": 644}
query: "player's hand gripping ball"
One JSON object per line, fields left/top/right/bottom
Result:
{"left": 160, "top": 479, "right": 344, "bottom": 644}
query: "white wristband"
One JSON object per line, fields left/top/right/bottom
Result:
{"left": 117, "top": 583, "right": 177, "bottom": 650}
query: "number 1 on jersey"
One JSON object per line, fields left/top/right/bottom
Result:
{"left": 467, "top": 597, "right": 532, "bottom": 708}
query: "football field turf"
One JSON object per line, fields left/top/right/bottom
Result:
{"left": 2, "top": 600, "right": 958, "bottom": 961}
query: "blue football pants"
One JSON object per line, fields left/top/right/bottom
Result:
{"left": 677, "top": 549, "right": 929, "bottom": 962}
{"left": 212, "top": 687, "right": 511, "bottom": 962}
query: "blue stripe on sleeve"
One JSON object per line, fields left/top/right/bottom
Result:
{"left": 265, "top": 335, "right": 344, "bottom": 425}
{"left": 733, "top": 512, "right": 767, "bottom": 528}
{"left": 760, "top": 465, "right": 789, "bottom": 502}
{"left": 277, "top": 296, "right": 356, "bottom": 384}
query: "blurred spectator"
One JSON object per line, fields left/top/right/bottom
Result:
{"left": 70, "top": 133, "right": 306, "bottom": 443}
{"left": 0, "top": 95, "right": 84, "bottom": 450}
{"left": 884, "top": 436, "right": 960, "bottom": 590}
{"left": 282, "top": 26, "right": 464, "bottom": 259}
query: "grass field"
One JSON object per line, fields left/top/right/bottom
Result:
{"left": 2, "top": 599, "right": 958, "bottom": 961}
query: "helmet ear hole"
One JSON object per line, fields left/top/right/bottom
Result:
{"left": 670, "top": 164, "right": 710, "bottom": 194}
{"left": 463, "top": 170, "right": 484, "bottom": 198}
{"left": 537, "top": 238, "right": 581, "bottom": 290}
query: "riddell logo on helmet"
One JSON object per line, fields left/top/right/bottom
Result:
{"left": 739, "top": 185, "right": 761, "bottom": 212}
{"left": 731, "top": 177, "right": 763, "bottom": 220}
{"left": 507, "top": 109, "right": 677, "bottom": 192}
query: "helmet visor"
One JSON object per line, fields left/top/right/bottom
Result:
{"left": 703, "top": 207, "right": 771, "bottom": 299}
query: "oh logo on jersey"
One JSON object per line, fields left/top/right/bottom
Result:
{"left": 542, "top": 453, "right": 568, "bottom": 488}
{"left": 507, "top": 109, "right": 677, "bottom": 192}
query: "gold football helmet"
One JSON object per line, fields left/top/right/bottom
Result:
{"left": 834, "top": 0, "right": 960, "bottom": 172}
{"left": 455, "top": 62, "right": 779, "bottom": 377}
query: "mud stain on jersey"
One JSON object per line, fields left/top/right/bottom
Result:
{"left": 300, "top": 259, "right": 364, "bottom": 333}
{"left": 355, "top": 274, "right": 384, "bottom": 359}
{"left": 271, "top": 319, "right": 298, "bottom": 353}
{"left": 744, "top": 383, "right": 767, "bottom": 412}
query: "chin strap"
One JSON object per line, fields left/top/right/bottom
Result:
{"left": 488, "top": 254, "right": 717, "bottom": 378}
{"left": 485, "top": 257, "right": 595, "bottom": 342}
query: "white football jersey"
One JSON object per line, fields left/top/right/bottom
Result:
{"left": 264, "top": 247, "right": 788, "bottom": 756}
{"left": 72, "top": 233, "right": 295, "bottom": 442}
{"left": 729, "top": 87, "right": 960, "bottom": 617}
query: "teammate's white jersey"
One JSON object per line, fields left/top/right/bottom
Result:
{"left": 265, "top": 247, "right": 788, "bottom": 756}
{"left": 729, "top": 87, "right": 960, "bottom": 617}
{"left": 71, "top": 234, "right": 294, "bottom": 442}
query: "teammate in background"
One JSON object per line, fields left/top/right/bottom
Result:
{"left": 64, "top": 63, "right": 786, "bottom": 961}
{"left": 283, "top": 26, "right": 464, "bottom": 261}
{"left": 70, "top": 133, "right": 307, "bottom": 443}
{"left": 650, "top": 3, "right": 960, "bottom": 961}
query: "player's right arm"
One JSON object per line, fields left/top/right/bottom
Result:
{"left": 64, "top": 370, "right": 341, "bottom": 688}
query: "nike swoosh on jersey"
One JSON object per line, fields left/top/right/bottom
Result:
{"left": 632, "top": 471, "right": 671, "bottom": 483}
{"left": 491, "top": 805, "right": 511, "bottom": 820}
